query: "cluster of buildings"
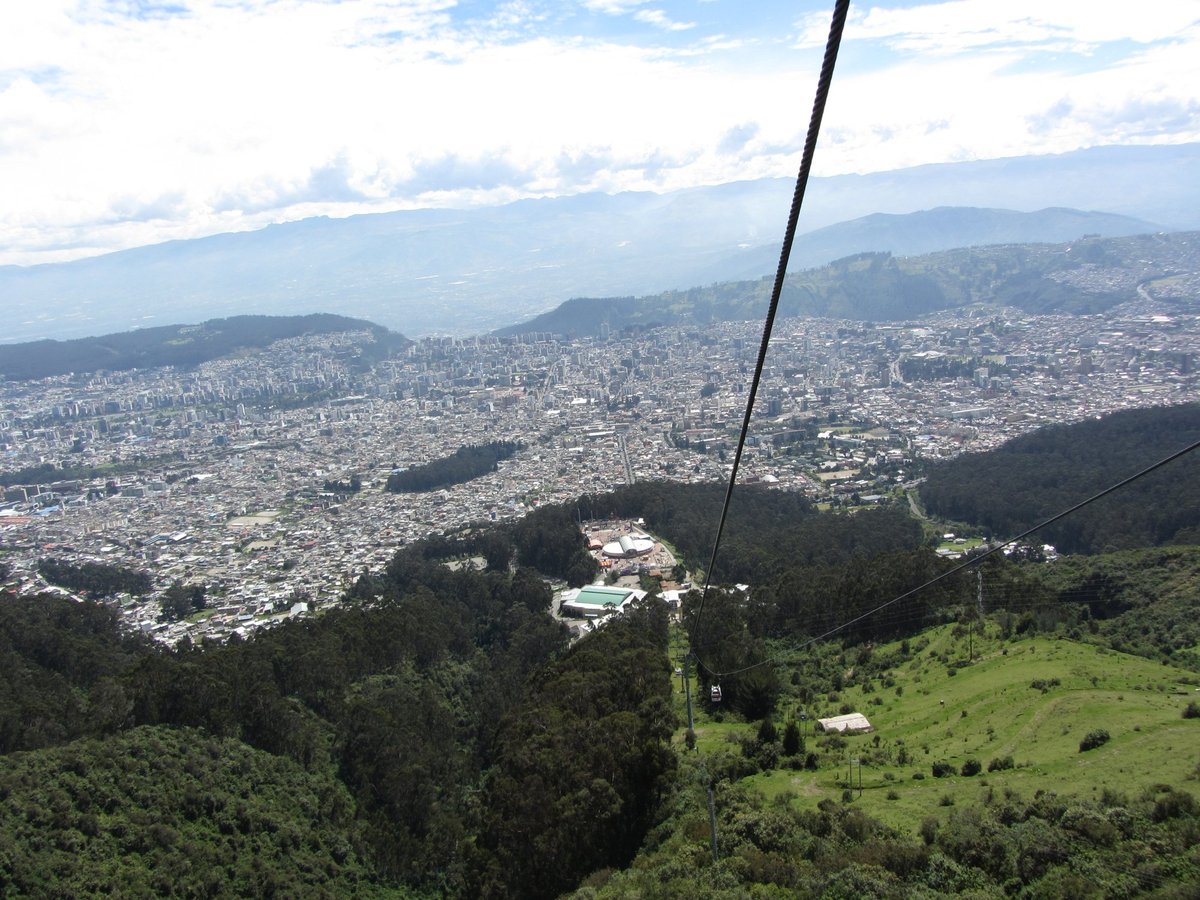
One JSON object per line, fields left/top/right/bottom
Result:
{"left": 1, "top": 281, "right": 1197, "bottom": 643}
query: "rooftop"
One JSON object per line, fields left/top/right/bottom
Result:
{"left": 571, "top": 585, "right": 635, "bottom": 608}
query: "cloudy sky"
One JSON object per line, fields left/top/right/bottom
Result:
{"left": 2, "top": 0, "right": 1198, "bottom": 265}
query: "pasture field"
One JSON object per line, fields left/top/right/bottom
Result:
{"left": 678, "top": 622, "right": 1200, "bottom": 836}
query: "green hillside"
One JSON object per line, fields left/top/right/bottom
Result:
{"left": 3, "top": 479, "right": 1199, "bottom": 896}
{"left": 737, "top": 626, "right": 1199, "bottom": 831}
{"left": 0, "top": 726, "right": 404, "bottom": 898}
{"left": 590, "top": 622, "right": 1200, "bottom": 897}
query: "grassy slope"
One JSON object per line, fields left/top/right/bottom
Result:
{"left": 678, "top": 623, "right": 1200, "bottom": 837}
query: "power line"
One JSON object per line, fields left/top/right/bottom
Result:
{"left": 701, "top": 435, "right": 1200, "bottom": 679}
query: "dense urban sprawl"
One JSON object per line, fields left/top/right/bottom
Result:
{"left": 2, "top": 294, "right": 1197, "bottom": 644}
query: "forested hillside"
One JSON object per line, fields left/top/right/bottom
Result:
{"left": 0, "top": 726, "right": 397, "bottom": 898}
{"left": 920, "top": 403, "right": 1200, "bottom": 553}
{"left": 2, "top": 469, "right": 1199, "bottom": 895}
{"left": 583, "top": 481, "right": 922, "bottom": 583}
{"left": 0, "top": 516, "right": 668, "bottom": 897}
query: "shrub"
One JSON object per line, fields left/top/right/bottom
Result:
{"left": 919, "top": 816, "right": 938, "bottom": 846}
{"left": 757, "top": 742, "right": 780, "bottom": 772}
{"left": 782, "top": 722, "right": 801, "bottom": 756}
{"left": 987, "top": 755, "right": 1014, "bottom": 772}
{"left": 960, "top": 759, "right": 982, "bottom": 777}
{"left": 912, "top": 772, "right": 925, "bottom": 780}
{"left": 1079, "top": 729, "right": 1111, "bottom": 752}
{"left": 886, "top": 790, "right": 900, "bottom": 801}
{"left": 757, "top": 719, "right": 778, "bottom": 744}
{"left": 1152, "top": 787, "right": 1198, "bottom": 822}
{"left": 1183, "top": 701, "right": 1200, "bottom": 719}
{"left": 931, "top": 761, "right": 955, "bottom": 778}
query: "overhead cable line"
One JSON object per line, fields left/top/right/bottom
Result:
{"left": 702, "top": 434, "right": 1200, "bottom": 679}
{"left": 691, "top": 0, "right": 850, "bottom": 658}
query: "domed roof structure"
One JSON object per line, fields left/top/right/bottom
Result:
{"left": 601, "top": 534, "right": 654, "bottom": 558}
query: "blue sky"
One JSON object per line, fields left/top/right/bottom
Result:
{"left": 1, "top": 0, "right": 1197, "bottom": 265}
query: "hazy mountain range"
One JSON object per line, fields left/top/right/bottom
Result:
{"left": 496, "top": 231, "right": 1198, "bottom": 339}
{"left": 1, "top": 143, "right": 1195, "bottom": 344}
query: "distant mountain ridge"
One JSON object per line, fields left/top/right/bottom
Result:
{"left": 495, "top": 230, "right": 1199, "bottom": 337}
{"left": 689, "top": 205, "right": 1162, "bottom": 283}
{"left": 1, "top": 142, "right": 1195, "bottom": 344}
{"left": 0, "top": 313, "right": 404, "bottom": 381}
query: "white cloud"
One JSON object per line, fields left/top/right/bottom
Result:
{"left": 0, "top": 0, "right": 1198, "bottom": 264}
{"left": 800, "top": 0, "right": 1200, "bottom": 53}
{"left": 792, "top": 0, "right": 1200, "bottom": 174}
{"left": 580, "top": 0, "right": 693, "bottom": 32}
{"left": 580, "top": 0, "right": 648, "bottom": 14}
{"left": 633, "top": 9, "right": 694, "bottom": 32}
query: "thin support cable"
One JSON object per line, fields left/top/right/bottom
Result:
{"left": 708, "top": 434, "right": 1200, "bottom": 679}
{"left": 691, "top": 0, "right": 850, "bottom": 659}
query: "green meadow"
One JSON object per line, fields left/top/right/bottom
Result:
{"left": 676, "top": 622, "right": 1200, "bottom": 836}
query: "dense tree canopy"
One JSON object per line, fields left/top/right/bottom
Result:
{"left": 0, "top": 726, "right": 400, "bottom": 898}
{"left": 921, "top": 403, "right": 1200, "bottom": 553}
{"left": 386, "top": 441, "right": 522, "bottom": 493}
{"left": 0, "top": 506, "right": 671, "bottom": 896}
{"left": 569, "top": 773, "right": 1200, "bottom": 897}
{"left": 582, "top": 481, "right": 921, "bottom": 584}
{"left": 36, "top": 557, "right": 153, "bottom": 598}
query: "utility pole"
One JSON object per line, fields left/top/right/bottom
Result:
{"left": 971, "top": 568, "right": 983, "bottom": 661}
{"left": 684, "top": 655, "right": 694, "bottom": 734}
{"left": 706, "top": 779, "right": 720, "bottom": 862}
